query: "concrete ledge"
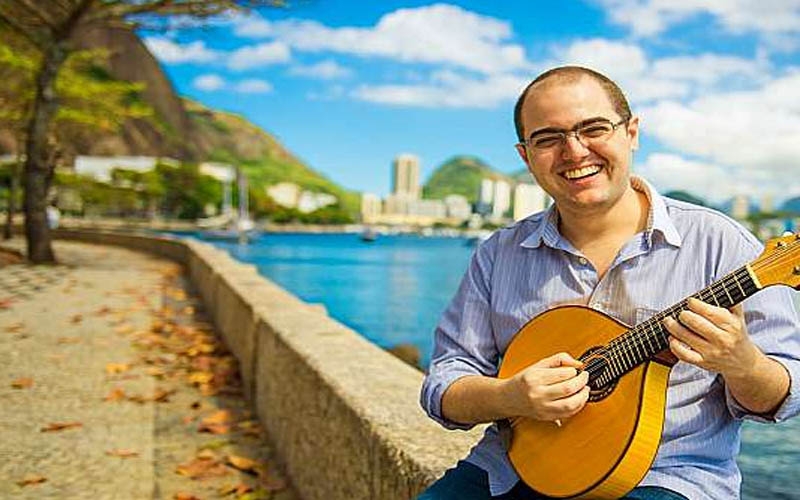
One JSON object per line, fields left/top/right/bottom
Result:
{"left": 52, "top": 230, "right": 482, "bottom": 500}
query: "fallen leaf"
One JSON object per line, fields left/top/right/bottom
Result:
{"left": 103, "top": 387, "right": 126, "bottom": 402}
{"left": 16, "top": 474, "right": 47, "bottom": 487}
{"left": 105, "top": 449, "right": 139, "bottom": 458}
{"left": 197, "top": 422, "right": 230, "bottom": 435}
{"left": 152, "top": 387, "right": 175, "bottom": 403}
{"left": 201, "top": 410, "right": 233, "bottom": 425}
{"left": 94, "top": 306, "right": 112, "bottom": 316}
{"left": 41, "top": 421, "right": 82, "bottom": 432}
{"left": 226, "top": 454, "right": 260, "bottom": 474}
{"left": 175, "top": 456, "right": 230, "bottom": 480}
{"left": 183, "top": 306, "right": 195, "bottom": 315}
{"left": 57, "top": 336, "right": 81, "bottom": 344}
{"left": 0, "top": 298, "right": 14, "bottom": 310}
{"left": 219, "top": 483, "right": 253, "bottom": 496}
{"left": 11, "top": 377, "right": 33, "bottom": 389}
{"left": 4, "top": 322, "right": 25, "bottom": 333}
{"left": 187, "top": 371, "right": 214, "bottom": 385}
{"left": 105, "top": 363, "right": 131, "bottom": 375}
{"left": 145, "top": 367, "right": 166, "bottom": 378}
{"left": 70, "top": 314, "right": 83, "bottom": 324}
{"left": 181, "top": 415, "right": 196, "bottom": 425}
{"left": 114, "top": 324, "right": 134, "bottom": 335}
{"left": 173, "top": 492, "right": 201, "bottom": 500}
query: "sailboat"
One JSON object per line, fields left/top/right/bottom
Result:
{"left": 199, "top": 167, "right": 260, "bottom": 243}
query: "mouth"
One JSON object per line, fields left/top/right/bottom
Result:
{"left": 561, "top": 164, "right": 602, "bottom": 181}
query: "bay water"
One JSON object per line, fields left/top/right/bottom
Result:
{"left": 194, "top": 232, "right": 799, "bottom": 499}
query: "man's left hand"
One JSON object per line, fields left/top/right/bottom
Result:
{"left": 663, "top": 298, "right": 759, "bottom": 379}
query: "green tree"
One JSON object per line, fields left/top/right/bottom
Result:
{"left": 0, "top": 0, "right": 283, "bottom": 263}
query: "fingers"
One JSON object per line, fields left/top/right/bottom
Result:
{"left": 544, "top": 385, "right": 591, "bottom": 419}
{"left": 539, "top": 351, "right": 584, "bottom": 369}
{"left": 686, "top": 298, "right": 739, "bottom": 330}
{"left": 543, "top": 370, "right": 590, "bottom": 398}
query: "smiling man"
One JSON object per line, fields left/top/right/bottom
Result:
{"left": 418, "top": 66, "right": 800, "bottom": 500}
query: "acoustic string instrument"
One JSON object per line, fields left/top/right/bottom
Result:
{"left": 498, "top": 233, "right": 800, "bottom": 499}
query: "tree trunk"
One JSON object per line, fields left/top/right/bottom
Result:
{"left": 23, "top": 41, "right": 68, "bottom": 263}
{"left": 3, "top": 163, "right": 18, "bottom": 240}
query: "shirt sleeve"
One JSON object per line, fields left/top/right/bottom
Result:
{"left": 717, "top": 229, "right": 800, "bottom": 423}
{"left": 420, "top": 234, "right": 501, "bottom": 430}
{"left": 725, "top": 284, "right": 800, "bottom": 423}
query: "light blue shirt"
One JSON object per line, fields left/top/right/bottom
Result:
{"left": 420, "top": 177, "right": 800, "bottom": 500}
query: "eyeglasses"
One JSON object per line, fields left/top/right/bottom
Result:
{"left": 521, "top": 118, "right": 629, "bottom": 151}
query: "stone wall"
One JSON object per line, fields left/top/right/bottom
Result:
{"left": 52, "top": 229, "right": 482, "bottom": 500}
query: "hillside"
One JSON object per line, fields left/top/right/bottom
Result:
{"left": 423, "top": 156, "right": 514, "bottom": 203}
{"left": 0, "top": 25, "right": 358, "bottom": 214}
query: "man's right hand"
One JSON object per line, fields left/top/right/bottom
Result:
{"left": 505, "top": 352, "right": 590, "bottom": 422}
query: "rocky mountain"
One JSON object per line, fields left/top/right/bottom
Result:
{"left": 423, "top": 155, "right": 516, "bottom": 203}
{"left": 0, "top": 25, "right": 357, "bottom": 212}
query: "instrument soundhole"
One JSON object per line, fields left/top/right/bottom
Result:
{"left": 579, "top": 346, "right": 617, "bottom": 402}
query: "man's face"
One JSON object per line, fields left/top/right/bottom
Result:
{"left": 515, "top": 77, "right": 639, "bottom": 215}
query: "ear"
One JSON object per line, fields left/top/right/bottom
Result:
{"left": 515, "top": 143, "right": 531, "bottom": 165}
{"left": 627, "top": 116, "right": 640, "bottom": 151}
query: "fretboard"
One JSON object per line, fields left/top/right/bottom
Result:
{"left": 592, "top": 265, "right": 760, "bottom": 387}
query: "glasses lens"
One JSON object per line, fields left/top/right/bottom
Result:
{"left": 577, "top": 121, "right": 614, "bottom": 141}
{"left": 530, "top": 134, "right": 563, "bottom": 149}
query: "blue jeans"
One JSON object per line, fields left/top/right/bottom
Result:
{"left": 418, "top": 461, "right": 688, "bottom": 500}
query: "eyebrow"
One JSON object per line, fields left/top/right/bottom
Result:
{"left": 527, "top": 116, "right": 612, "bottom": 140}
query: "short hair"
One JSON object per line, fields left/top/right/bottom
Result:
{"left": 513, "top": 66, "right": 632, "bottom": 142}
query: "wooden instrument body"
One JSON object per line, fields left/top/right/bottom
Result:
{"left": 498, "top": 305, "right": 672, "bottom": 499}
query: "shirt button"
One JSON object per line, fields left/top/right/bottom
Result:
{"left": 578, "top": 257, "right": 588, "bottom": 265}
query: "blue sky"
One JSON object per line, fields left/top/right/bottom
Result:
{"left": 141, "top": 1, "right": 800, "bottom": 203}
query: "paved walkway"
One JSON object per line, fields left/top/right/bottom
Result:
{"left": 0, "top": 239, "right": 297, "bottom": 500}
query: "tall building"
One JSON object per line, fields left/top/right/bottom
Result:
{"left": 492, "top": 180, "right": 511, "bottom": 219}
{"left": 361, "top": 193, "right": 382, "bottom": 222}
{"left": 392, "top": 154, "right": 421, "bottom": 199}
{"left": 514, "top": 183, "right": 549, "bottom": 221}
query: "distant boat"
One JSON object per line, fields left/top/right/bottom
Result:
{"left": 360, "top": 228, "right": 379, "bottom": 242}
{"left": 198, "top": 166, "right": 259, "bottom": 244}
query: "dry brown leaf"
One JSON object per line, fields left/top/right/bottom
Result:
{"left": 201, "top": 410, "right": 233, "bottom": 425}
{"left": 94, "top": 306, "right": 112, "bottom": 316}
{"left": 219, "top": 482, "right": 253, "bottom": 496}
{"left": 182, "top": 306, "right": 195, "bottom": 315}
{"left": 187, "top": 371, "right": 214, "bottom": 385}
{"left": 197, "top": 422, "right": 230, "bottom": 435}
{"left": 11, "top": 377, "right": 33, "bottom": 389}
{"left": 104, "top": 387, "right": 126, "bottom": 402}
{"left": 145, "top": 367, "right": 166, "bottom": 378}
{"left": 57, "top": 336, "right": 81, "bottom": 344}
{"left": 70, "top": 314, "right": 83, "bottom": 324}
{"left": 173, "top": 492, "right": 201, "bottom": 500}
{"left": 181, "top": 415, "right": 196, "bottom": 425}
{"left": 175, "top": 456, "right": 230, "bottom": 480}
{"left": 226, "top": 454, "right": 260, "bottom": 474}
{"left": 41, "top": 421, "right": 82, "bottom": 432}
{"left": 152, "top": 388, "right": 175, "bottom": 403}
{"left": 0, "top": 298, "right": 14, "bottom": 310}
{"left": 3, "top": 322, "right": 25, "bottom": 333}
{"left": 16, "top": 474, "right": 47, "bottom": 487}
{"left": 105, "top": 449, "right": 139, "bottom": 458}
{"left": 105, "top": 363, "right": 131, "bottom": 375}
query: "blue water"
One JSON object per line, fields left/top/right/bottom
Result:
{"left": 201, "top": 232, "right": 474, "bottom": 366}
{"left": 183, "top": 231, "right": 799, "bottom": 499}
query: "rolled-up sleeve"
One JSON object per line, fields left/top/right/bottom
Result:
{"left": 420, "top": 235, "right": 501, "bottom": 430}
{"left": 725, "top": 285, "right": 800, "bottom": 422}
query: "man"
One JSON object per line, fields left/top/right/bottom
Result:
{"left": 419, "top": 66, "right": 800, "bottom": 500}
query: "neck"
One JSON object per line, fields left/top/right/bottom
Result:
{"left": 557, "top": 185, "right": 649, "bottom": 250}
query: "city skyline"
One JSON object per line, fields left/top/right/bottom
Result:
{"left": 142, "top": 1, "right": 800, "bottom": 203}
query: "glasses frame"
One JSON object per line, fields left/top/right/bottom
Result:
{"left": 519, "top": 117, "right": 630, "bottom": 152}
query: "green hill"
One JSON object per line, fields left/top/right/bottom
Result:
{"left": 423, "top": 156, "right": 514, "bottom": 203}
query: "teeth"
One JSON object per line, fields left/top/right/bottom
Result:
{"left": 563, "top": 165, "right": 601, "bottom": 179}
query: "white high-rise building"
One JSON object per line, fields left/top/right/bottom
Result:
{"left": 514, "top": 183, "right": 548, "bottom": 221}
{"left": 361, "top": 193, "right": 382, "bottom": 222}
{"left": 731, "top": 194, "right": 749, "bottom": 220}
{"left": 392, "top": 154, "right": 421, "bottom": 200}
{"left": 444, "top": 194, "right": 471, "bottom": 220}
{"left": 492, "top": 180, "right": 511, "bottom": 219}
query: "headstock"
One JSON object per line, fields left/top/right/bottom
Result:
{"left": 752, "top": 232, "right": 800, "bottom": 290}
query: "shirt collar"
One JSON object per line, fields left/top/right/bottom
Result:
{"left": 520, "top": 175, "right": 682, "bottom": 250}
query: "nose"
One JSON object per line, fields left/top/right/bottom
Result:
{"left": 561, "top": 132, "right": 590, "bottom": 161}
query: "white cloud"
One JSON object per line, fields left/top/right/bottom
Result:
{"left": 289, "top": 60, "right": 352, "bottom": 80}
{"left": 143, "top": 38, "right": 219, "bottom": 64}
{"left": 233, "top": 4, "right": 531, "bottom": 75}
{"left": 651, "top": 53, "right": 768, "bottom": 86}
{"left": 597, "top": 0, "right": 800, "bottom": 37}
{"left": 235, "top": 79, "right": 273, "bottom": 93}
{"left": 193, "top": 74, "right": 226, "bottom": 91}
{"left": 638, "top": 152, "right": 800, "bottom": 204}
{"left": 353, "top": 71, "right": 527, "bottom": 109}
{"left": 228, "top": 42, "right": 291, "bottom": 71}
